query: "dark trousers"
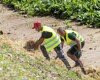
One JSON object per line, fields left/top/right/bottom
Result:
{"left": 40, "top": 44, "right": 71, "bottom": 70}
{"left": 67, "top": 41, "right": 85, "bottom": 59}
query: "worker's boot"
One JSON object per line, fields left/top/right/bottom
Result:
{"left": 54, "top": 44, "right": 71, "bottom": 70}
{"left": 76, "top": 60, "right": 86, "bottom": 74}
{"left": 81, "top": 67, "right": 86, "bottom": 74}
{"left": 73, "top": 51, "right": 82, "bottom": 67}
{"left": 61, "top": 58, "right": 71, "bottom": 70}
{"left": 40, "top": 45, "right": 50, "bottom": 61}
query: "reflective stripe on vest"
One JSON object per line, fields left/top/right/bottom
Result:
{"left": 62, "top": 30, "right": 84, "bottom": 46}
{"left": 42, "top": 26, "right": 61, "bottom": 52}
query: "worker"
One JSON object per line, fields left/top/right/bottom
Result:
{"left": 32, "top": 21, "right": 71, "bottom": 70}
{"left": 57, "top": 27, "right": 86, "bottom": 74}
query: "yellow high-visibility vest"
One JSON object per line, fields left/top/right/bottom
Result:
{"left": 61, "top": 30, "right": 84, "bottom": 46}
{"left": 42, "top": 26, "right": 61, "bottom": 52}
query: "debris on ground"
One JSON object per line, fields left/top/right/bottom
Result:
{"left": 0, "top": 30, "right": 3, "bottom": 35}
{"left": 86, "top": 66, "right": 100, "bottom": 79}
{"left": 24, "top": 40, "right": 35, "bottom": 51}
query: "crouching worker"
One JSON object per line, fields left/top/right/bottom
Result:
{"left": 32, "top": 21, "right": 71, "bottom": 70}
{"left": 57, "top": 27, "right": 86, "bottom": 74}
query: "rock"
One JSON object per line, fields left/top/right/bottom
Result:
{"left": 89, "top": 48, "right": 92, "bottom": 50}
{"left": 0, "top": 30, "right": 3, "bottom": 35}
{"left": 23, "top": 34, "right": 25, "bottom": 36}
{"left": 24, "top": 14, "right": 28, "bottom": 18}
{"left": 7, "top": 32, "right": 11, "bottom": 34}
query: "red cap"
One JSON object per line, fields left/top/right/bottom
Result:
{"left": 32, "top": 21, "right": 41, "bottom": 29}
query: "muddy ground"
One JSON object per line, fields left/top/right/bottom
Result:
{"left": 0, "top": 3, "right": 100, "bottom": 79}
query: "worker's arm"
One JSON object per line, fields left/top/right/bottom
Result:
{"left": 75, "top": 38, "right": 81, "bottom": 51}
{"left": 34, "top": 31, "right": 52, "bottom": 50}
{"left": 34, "top": 37, "right": 44, "bottom": 50}
{"left": 60, "top": 37, "right": 64, "bottom": 48}
{"left": 61, "top": 41, "right": 64, "bottom": 48}
{"left": 68, "top": 32, "right": 81, "bottom": 51}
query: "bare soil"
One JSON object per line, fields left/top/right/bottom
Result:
{"left": 0, "top": 4, "right": 100, "bottom": 79}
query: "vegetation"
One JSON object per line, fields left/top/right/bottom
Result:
{"left": 0, "top": 0, "right": 100, "bottom": 28}
{"left": 0, "top": 42, "right": 81, "bottom": 80}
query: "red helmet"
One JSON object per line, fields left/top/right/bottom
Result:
{"left": 32, "top": 21, "right": 41, "bottom": 29}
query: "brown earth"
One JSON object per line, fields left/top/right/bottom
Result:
{"left": 0, "top": 3, "right": 100, "bottom": 79}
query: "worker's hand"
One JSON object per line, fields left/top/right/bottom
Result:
{"left": 33, "top": 38, "right": 44, "bottom": 50}
{"left": 78, "top": 50, "right": 81, "bottom": 53}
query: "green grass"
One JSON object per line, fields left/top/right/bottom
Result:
{"left": 1, "top": 0, "right": 100, "bottom": 28}
{"left": 0, "top": 43, "right": 81, "bottom": 80}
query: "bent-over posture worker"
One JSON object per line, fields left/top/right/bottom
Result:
{"left": 32, "top": 21, "right": 71, "bottom": 70}
{"left": 57, "top": 27, "right": 86, "bottom": 74}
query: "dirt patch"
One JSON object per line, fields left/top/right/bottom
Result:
{"left": 86, "top": 66, "right": 100, "bottom": 80}
{"left": 24, "top": 40, "right": 35, "bottom": 52}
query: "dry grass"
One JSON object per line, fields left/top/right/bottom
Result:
{"left": 0, "top": 35, "right": 100, "bottom": 80}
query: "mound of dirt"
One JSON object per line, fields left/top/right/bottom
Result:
{"left": 73, "top": 66, "right": 100, "bottom": 80}
{"left": 24, "top": 40, "right": 35, "bottom": 51}
{"left": 87, "top": 66, "right": 97, "bottom": 74}
{"left": 86, "top": 66, "right": 100, "bottom": 79}
{"left": 0, "top": 30, "right": 3, "bottom": 35}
